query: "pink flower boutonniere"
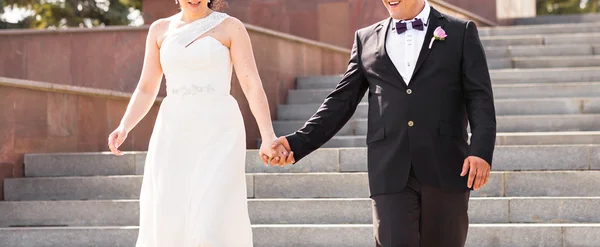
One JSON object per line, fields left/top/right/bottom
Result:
{"left": 429, "top": 26, "right": 447, "bottom": 49}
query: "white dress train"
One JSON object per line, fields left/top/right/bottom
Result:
{"left": 135, "top": 11, "right": 253, "bottom": 247}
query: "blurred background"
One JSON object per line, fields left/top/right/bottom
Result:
{"left": 1, "top": 0, "right": 600, "bottom": 246}
{"left": 1, "top": 0, "right": 599, "bottom": 30}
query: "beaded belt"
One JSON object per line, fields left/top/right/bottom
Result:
{"left": 168, "top": 84, "right": 216, "bottom": 96}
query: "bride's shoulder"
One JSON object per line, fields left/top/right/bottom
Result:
{"left": 147, "top": 17, "right": 174, "bottom": 47}
{"left": 219, "top": 15, "right": 246, "bottom": 33}
{"left": 148, "top": 17, "right": 172, "bottom": 35}
{"left": 219, "top": 13, "right": 241, "bottom": 26}
{"left": 151, "top": 13, "right": 178, "bottom": 28}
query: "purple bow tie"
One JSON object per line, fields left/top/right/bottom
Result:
{"left": 395, "top": 18, "right": 425, "bottom": 34}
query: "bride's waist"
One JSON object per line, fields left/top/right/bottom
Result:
{"left": 163, "top": 94, "right": 235, "bottom": 103}
{"left": 158, "top": 96, "right": 243, "bottom": 126}
{"left": 166, "top": 84, "right": 230, "bottom": 97}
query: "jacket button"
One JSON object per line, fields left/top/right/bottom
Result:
{"left": 408, "top": 121, "right": 414, "bottom": 127}
{"left": 406, "top": 89, "right": 412, "bottom": 94}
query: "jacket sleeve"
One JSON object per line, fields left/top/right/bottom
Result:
{"left": 286, "top": 31, "right": 369, "bottom": 161}
{"left": 461, "top": 21, "right": 497, "bottom": 166}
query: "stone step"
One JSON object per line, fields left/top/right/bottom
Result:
{"left": 490, "top": 55, "right": 600, "bottom": 69}
{"left": 479, "top": 22, "right": 600, "bottom": 37}
{"left": 323, "top": 132, "right": 600, "bottom": 147}
{"left": 493, "top": 82, "right": 600, "bottom": 100}
{"left": 249, "top": 171, "right": 600, "bottom": 198}
{"left": 480, "top": 32, "right": 600, "bottom": 46}
{"left": 1, "top": 224, "right": 599, "bottom": 247}
{"left": 483, "top": 56, "right": 600, "bottom": 69}
{"left": 274, "top": 114, "right": 600, "bottom": 135}
{"left": 5, "top": 170, "right": 600, "bottom": 200}
{"left": 0, "top": 226, "right": 138, "bottom": 247}
{"left": 488, "top": 58, "right": 513, "bottom": 69}
{"left": 514, "top": 13, "right": 600, "bottom": 25}
{"left": 2, "top": 197, "right": 600, "bottom": 227}
{"left": 288, "top": 82, "right": 600, "bottom": 104}
{"left": 296, "top": 67, "right": 600, "bottom": 89}
{"left": 277, "top": 98, "right": 600, "bottom": 120}
{"left": 513, "top": 55, "right": 600, "bottom": 69}
{"left": 485, "top": 44, "right": 600, "bottom": 59}
{"left": 22, "top": 152, "right": 147, "bottom": 177}
{"left": 254, "top": 224, "right": 600, "bottom": 247}
{"left": 296, "top": 76, "right": 342, "bottom": 89}
{"left": 481, "top": 35, "right": 543, "bottom": 46}
{"left": 491, "top": 67, "right": 600, "bottom": 84}
{"left": 21, "top": 145, "right": 600, "bottom": 177}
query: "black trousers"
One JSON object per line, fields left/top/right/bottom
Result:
{"left": 371, "top": 170, "right": 470, "bottom": 247}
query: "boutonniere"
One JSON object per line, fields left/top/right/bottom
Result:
{"left": 429, "top": 26, "right": 447, "bottom": 49}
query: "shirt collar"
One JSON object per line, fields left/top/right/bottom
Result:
{"left": 392, "top": 1, "right": 431, "bottom": 25}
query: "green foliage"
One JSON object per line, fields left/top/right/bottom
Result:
{"left": 1, "top": 0, "right": 142, "bottom": 29}
{"left": 537, "top": 0, "right": 600, "bottom": 15}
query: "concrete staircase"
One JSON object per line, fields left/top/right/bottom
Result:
{"left": 2, "top": 23, "right": 600, "bottom": 246}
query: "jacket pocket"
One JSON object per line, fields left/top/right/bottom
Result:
{"left": 366, "top": 124, "right": 386, "bottom": 144}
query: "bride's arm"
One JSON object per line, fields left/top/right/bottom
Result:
{"left": 227, "top": 18, "right": 284, "bottom": 162}
{"left": 108, "top": 20, "right": 167, "bottom": 155}
{"left": 119, "top": 20, "right": 167, "bottom": 132}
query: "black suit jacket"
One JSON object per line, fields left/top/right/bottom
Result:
{"left": 286, "top": 7, "right": 497, "bottom": 196}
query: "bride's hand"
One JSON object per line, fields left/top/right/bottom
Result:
{"left": 108, "top": 126, "right": 128, "bottom": 156}
{"left": 270, "top": 136, "right": 295, "bottom": 166}
{"left": 259, "top": 135, "right": 288, "bottom": 166}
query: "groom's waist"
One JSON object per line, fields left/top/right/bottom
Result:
{"left": 366, "top": 142, "right": 471, "bottom": 196}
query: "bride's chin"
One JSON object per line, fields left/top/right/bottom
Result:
{"left": 184, "top": 5, "right": 207, "bottom": 12}
{"left": 186, "top": 1, "right": 205, "bottom": 8}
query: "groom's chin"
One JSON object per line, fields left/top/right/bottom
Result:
{"left": 383, "top": 0, "right": 423, "bottom": 19}
{"left": 383, "top": 1, "right": 403, "bottom": 16}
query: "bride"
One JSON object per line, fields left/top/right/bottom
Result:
{"left": 107, "top": 0, "right": 288, "bottom": 246}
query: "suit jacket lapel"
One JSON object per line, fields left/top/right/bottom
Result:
{"left": 411, "top": 7, "right": 445, "bottom": 81}
{"left": 376, "top": 18, "right": 407, "bottom": 87}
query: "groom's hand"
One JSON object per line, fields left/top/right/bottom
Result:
{"left": 270, "top": 136, "right": 295, "bottom": 166}
{"left": 461, "top": 156, "right": 491, "bottom": 190}
{"left": 264, "top": 144, "right": 291, "bottom": 167}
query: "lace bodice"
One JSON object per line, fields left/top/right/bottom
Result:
{"left": 159, "top": 12, "right": 232, "bottom": 97}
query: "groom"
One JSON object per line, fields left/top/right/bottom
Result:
{"left": 267, "top": 0, "right": 496, "bottom": 246}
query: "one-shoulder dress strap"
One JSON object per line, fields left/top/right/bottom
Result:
{"left": 173, "top": 12, "right": 230, "bottom": 47}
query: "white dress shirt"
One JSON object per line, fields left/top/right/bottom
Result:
{"left": 386, "top": 2, "right": 431, "bottom": 85}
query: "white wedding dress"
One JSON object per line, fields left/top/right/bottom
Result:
{"left": 135, "top": 11, "right": 253, "bottom": 247}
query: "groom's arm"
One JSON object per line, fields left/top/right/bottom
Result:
{"left": 461, "top": 21, "right": 497, "bottom": 166}
{"left": 285, "top": 32, "right": 369, "bottom": 161}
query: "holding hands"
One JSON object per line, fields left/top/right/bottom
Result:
{"left": 259, "top": 136, "right": 295, "bottom": 167}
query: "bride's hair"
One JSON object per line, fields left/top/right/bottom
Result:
{"left": 208, "top": 0, "right": 228, "bottom": 10}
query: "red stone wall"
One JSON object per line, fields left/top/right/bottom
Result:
{"left": 143, "top": 0, "right": 497, "bottom": 48}
{"left": 0, "top": 28, "right": 148, "bottom": 93}
{"left": 0, "top": 80, "right": 160, "bottom": 200}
